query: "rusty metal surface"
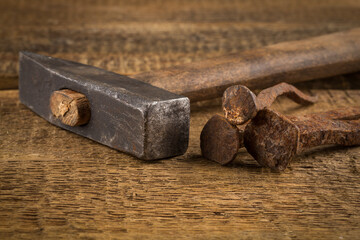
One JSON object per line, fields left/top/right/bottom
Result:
{"left": 223, "top": 82, "right": 317, "bottom": 125}
{"left": 18, "top": 28, "right": 360, "bottom": 161}
{"left": 222, "top": 85, "right": 258, "bottom": 125}
{"left": 244, "top": 108, "right": 360, "bottom": 171}
{"left": 200, "top": 115, "right": 242, "bottom": 165}
{"left": 19, "top": 52, "right": 190, "bottom": 160}
{"left": 202, "top": 83, "right": 317, "bottom": 165}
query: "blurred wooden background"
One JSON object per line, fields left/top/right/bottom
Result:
{"left": 1, "top": 0, "right": 360, "bottom": 239}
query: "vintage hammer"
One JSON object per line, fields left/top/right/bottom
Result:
{"left": 19, "top": 28, "right": 360, "bottom": 160}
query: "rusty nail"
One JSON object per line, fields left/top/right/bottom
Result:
{"left": 200, "top": 115, "right": 246, "bottom": 165}
{"left": 222, "top": 82, "right": 318, "bottom": 125}
{"left": 244, "top": 107, "right": 360, "bottom": 171}
{"left": 201, "top": 83, "right": 317, "bottom": 165}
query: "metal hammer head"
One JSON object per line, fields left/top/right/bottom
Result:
{"left": 19, "top": 52, "right": 190, "bottom": 160}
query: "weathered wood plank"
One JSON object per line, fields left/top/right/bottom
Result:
{"left": 1, "top": 0, "right": 360, "bottom": 89}
{"left": 0, "top": 89, "right": 359, "bottom": 239}
{"left": 1, "top": 0, "right": 360, "bottom": 239}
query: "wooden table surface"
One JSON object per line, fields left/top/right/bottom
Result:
{"left": 1, "top": 0, "right": 360, "bottom": 239}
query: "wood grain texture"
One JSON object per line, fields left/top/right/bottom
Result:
{"left": 50, "top": 89, "right": 91, "bottom": 127}
{"left": 1, "top": 0, "right": 360, "bottom": 89}
{"left": 1, "top": 0, "right": 360, "bottom": 239}
{"left": 134, "top": 28, "right": 360, "bottom": 101}
{"left": 1, "top": 88, "right": 360, "bottom": 239}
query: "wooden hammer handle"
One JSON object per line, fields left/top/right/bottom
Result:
{"left": 133, "top": 28, "right": 360, "bottom": 102}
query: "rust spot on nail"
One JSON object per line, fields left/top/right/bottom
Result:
{"left": 244, "top": 107, "right": 360, "bottom": 171}
{"left": 244, "top": 109, "right": 299, "bottom": 171}
{"left": 223, "top": 82, "right": 318, "bottom": 125}
{"left": 200, "top": 115, "right": 241, "bottom": 165}
{"left": 222, "top": 85, "right": 258, "bottom": 125}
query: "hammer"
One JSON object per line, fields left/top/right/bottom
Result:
{"left": 19, "top": 28, "right": 360, "bottom": 160}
